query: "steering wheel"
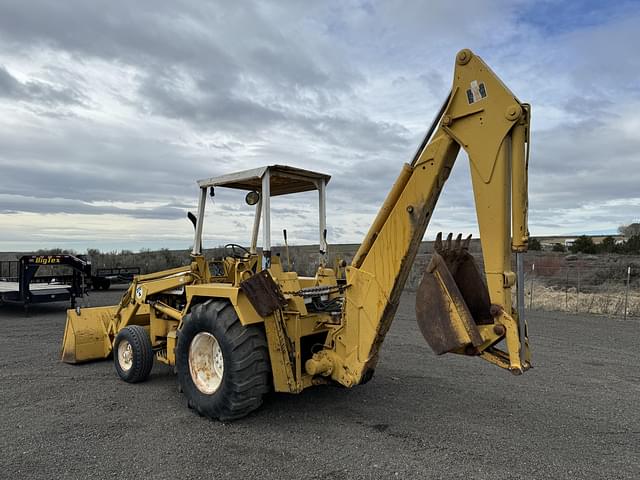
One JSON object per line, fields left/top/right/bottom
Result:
{"left": 224, "top": 243, "right": 252, "bottom": 259}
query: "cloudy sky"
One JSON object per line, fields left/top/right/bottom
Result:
{"left": 0, "top": 0, "right": 639, "bottom": 252}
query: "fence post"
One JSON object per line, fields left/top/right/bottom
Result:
{"left": 565, "top": 267, "right": 569, "bottom": 311}
{"left": 624, "top": 265, "right": 631, "bottom": 320}
{"left": 576, "top": 264, "right": 581, "bottom": 313}
{"left": 529, "top": 263, "right": 535, "bottom": 310}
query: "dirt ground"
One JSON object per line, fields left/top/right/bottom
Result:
{"left": 1, "top": 289, "right": 638, "bottom": 479}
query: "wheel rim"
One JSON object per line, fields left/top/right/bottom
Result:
{"left": 117, "top": 340, "right": 133, "bottom": 372}
{"left": 189, "top": 332, "right": 224, "bottom": 395}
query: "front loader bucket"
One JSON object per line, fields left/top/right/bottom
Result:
{"left": 61, "top": 306, "right": 116, "bottom": 364}
{"left": 416, "top": 233, "right": 492, "bottom": 355}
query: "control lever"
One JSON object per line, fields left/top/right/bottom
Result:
{"left": 283, "top": 229, "right": 291, "bottom": 271}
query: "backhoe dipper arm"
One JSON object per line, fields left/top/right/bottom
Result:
{"left": 306, "top": 49, "right": 530, "bottom": 387}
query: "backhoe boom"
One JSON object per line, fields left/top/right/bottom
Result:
{"left": 306, "top": 49, "right": 531, "bottom": 386}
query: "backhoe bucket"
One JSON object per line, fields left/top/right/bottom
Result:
{"left": 61, "top": 306, "right": 116, "bottom": 364}
{"left": 416, "top": 233, "right": 492, "bottom": 354}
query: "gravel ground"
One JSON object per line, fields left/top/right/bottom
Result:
{"left": 1, "top": 289, "right": 638, "bottom": 479}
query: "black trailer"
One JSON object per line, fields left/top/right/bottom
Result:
{"left": 90, "top": 266, "right": 140, "bottom": 290}
{"left": 0, "top": 254, "right": 91, "bottom": 311}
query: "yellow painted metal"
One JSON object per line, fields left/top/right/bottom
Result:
{"left": 263, "top": 311, "right": 299, "bottom": 393}
{"left": 149, "top": 305, "right": 179, "bottom": 346}
{"left": 61, "top": 304, "right": 151, "bottom": 363}
{"left": 306, "top": 48, "right": 531, "bottom": 383}
{"left": 327, "top": 131, "right": 460, "bottom": 381}
{"left": 61, "top": 49, "right": 532, "bottom": 404}
{"left": 134, "top": 264, "right": 192, "bottom": 282}
{"left": 150, "top": 301, "right": 183, "bottom": 322}
{"left": 61, "top": 306, "right": 114, "bottom": 363}
{"left": 186, "top": 284, "right": 263, "bottom": 325}
{"left": 268, "top": 257, "right": 308, "bottom": 314}
{"left": 61, "top": 250, "right": 282, "bottom": 366}
{"left": 315, "top": 267, "right": 338, "bottom": 287}
{"left": 149, "top": 306, "right": 179, "bottom": 366}
{"left": 166, "top": 329, "right": 177, "bottom": 365}
{"left": 61, "top": 261, "right": 198, "bottom": 364}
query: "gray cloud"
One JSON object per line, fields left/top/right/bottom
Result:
{"left": 0, "top": 65, "right": 20, "bottom": 95}
{"left": 0, "top": 195, "right": 188, "bottom": 220}
{"left": 0, "top": 65, "right": 85, "bottom": 106}
{"left": 139, "top": 71, "right": 287, "bottom": 131}
{"left": 0, "top": 1, "right": 638, "bottom": 251}
{"left": 530, "top": 118, "right": 640, "bottom": 207}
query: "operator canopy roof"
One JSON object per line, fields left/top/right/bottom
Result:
{"left": 197, "top": 165, "right": 331, "bottom": 197}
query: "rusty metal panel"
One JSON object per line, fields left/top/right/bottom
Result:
{"left": 415, "top": 233, "right": 487, "bottom": 355}
{"left": 433, "top": 233, "right": 492, "bottom": 324}
{"left": 240, "top": 270, "right": 287, "bottom": 317}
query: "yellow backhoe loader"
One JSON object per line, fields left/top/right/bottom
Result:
{"left": 62, "top": 49, "right": 531, "bottom": 420}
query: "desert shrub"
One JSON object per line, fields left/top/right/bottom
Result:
{"left": 598, "top": 236, "right": 617, "bottom": 254}
{"left": 570, "top": 236, "right": 597, "bottom": 254}
{"left": 622, "top": 235, "right": 640, "bottom": 254}
{"left": 528, "top": 238, "right": 541, "bottom": 250}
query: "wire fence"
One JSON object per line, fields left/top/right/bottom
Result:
{"left": 4, "top": 247, "right": 638, "bottom": 319}
{"left": 524, "top": 262, "right": 639, "bottom": 319}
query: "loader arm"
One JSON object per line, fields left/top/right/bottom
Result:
{"left": 61, "top": 263, "right": 204, "bottom": 364}
{"left": 306, "top": 49, "right": 531, "bottom": 387}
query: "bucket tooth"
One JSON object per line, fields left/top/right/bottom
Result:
{"left": 453, "top": 233, "right": 462, "bottom": 251}
{"left": 416, "top": 233, "right": 492, "bottom": 355}
{"left": 462, "top": 234, "right": 471, "bottom": 250}
{"left": 434, "top": 232, "right": 443, "bottom": 251}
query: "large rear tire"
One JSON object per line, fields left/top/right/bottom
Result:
{"left": 176, "top": 300, "right": 271, "bottom": 421}
{"left": 114, "top": 325, "right": 154, "bottom": 383}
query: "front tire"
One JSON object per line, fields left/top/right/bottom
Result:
{"left": 176, "top": 300, "right": 271, "bottom": 421}
{"left": 113, "top": 325, "right": 154, "bottom": 383}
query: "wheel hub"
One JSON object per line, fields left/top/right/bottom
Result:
{"left": 117, "top": 340, "right": 133, "bottom": 371}
{"left": 189, "top": 332, "right": 224, "bottom": 395}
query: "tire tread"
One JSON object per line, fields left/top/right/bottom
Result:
{"left": 176, "top": 300, "right": 271, "bottom": 421}
{"left": 114, "top": 325, "right": 154, "bottom": 383}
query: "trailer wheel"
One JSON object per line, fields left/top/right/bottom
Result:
{"left": 176, "top": 300, "right": 271, "bottom": 421}
{"left": 114, "top": 325, "right": 154, "bottom": 383}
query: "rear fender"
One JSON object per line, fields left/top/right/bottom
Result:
{"left": 185, "top": 284, "right": 263, "bottom": 326}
